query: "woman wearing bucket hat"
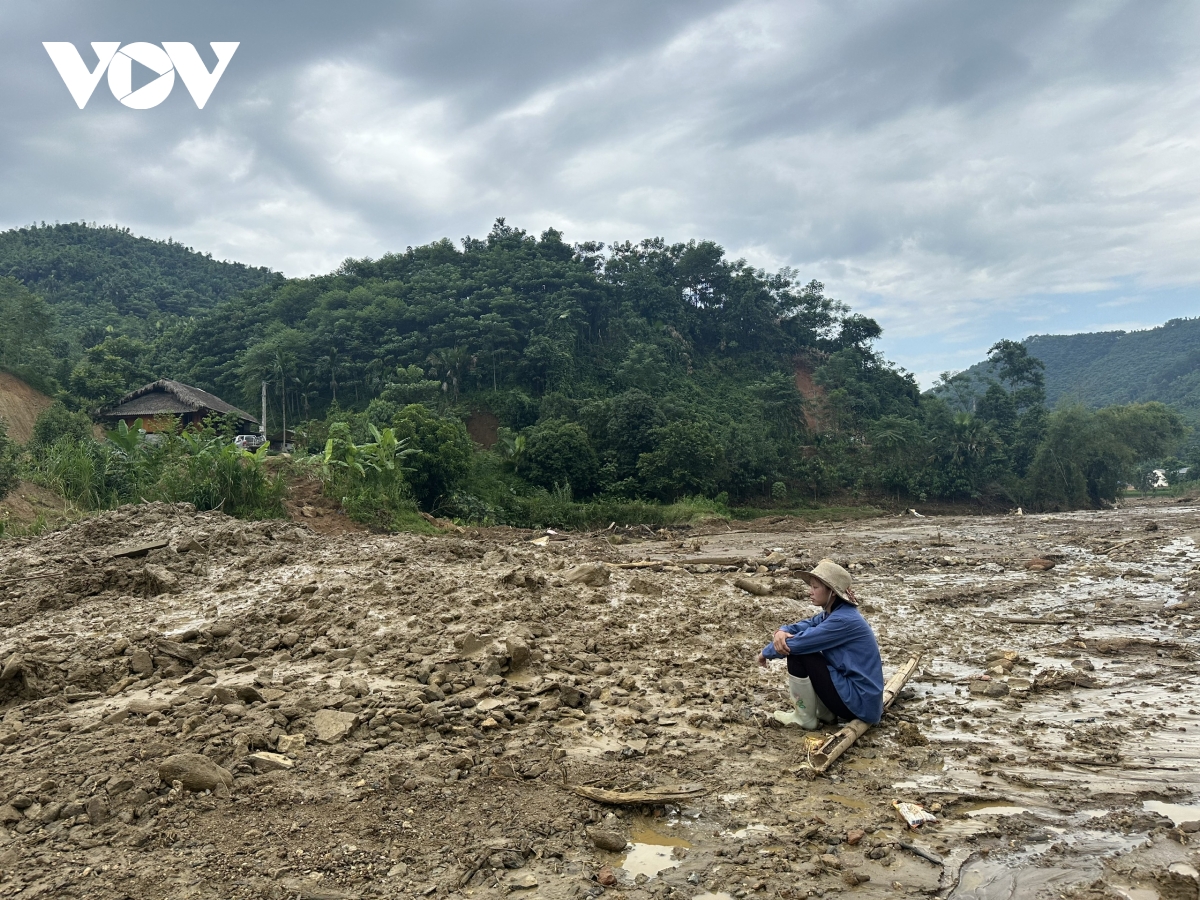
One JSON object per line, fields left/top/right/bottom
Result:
{"left": 756, "top": 558, "right": 884, "bottom": 729}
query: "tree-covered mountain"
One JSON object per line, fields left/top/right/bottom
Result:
{"left": 937, "top": 317, "right": 1200, "bottom": 425}
{"left": 0, "top": 222, "right": 277, "bottom": 349}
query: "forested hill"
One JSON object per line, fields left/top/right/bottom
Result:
{"left": 947, "top": 318, "right": 1200, "bottom": 421}
{"left": 0, "top": 223, "right": 277, "bottom": 345}
{"left": 1, "top": 218, "right": 1186, "bottom": 514}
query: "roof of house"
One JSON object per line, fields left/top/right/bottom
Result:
{"left": 100, "top": 379, "right": 258, "bottom": 424}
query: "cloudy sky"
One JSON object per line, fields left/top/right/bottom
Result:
{"left": 4, "top": 1, "right": 1200, "bottom": 384}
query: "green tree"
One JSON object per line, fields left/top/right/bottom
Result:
{"left": 524, "top": 421, "right": 599, "bottom": 495}
{"left": 1024, "top": 403, "right": 1184, "bottom": 509}
{"left": 637, "top": 420, "right": 726, "bottom": 502}
{"left": 68, "top": 336, "right": 153, "bottom": 408}
{"left": 390, "top": 405, "right": 472, "bottom": 510}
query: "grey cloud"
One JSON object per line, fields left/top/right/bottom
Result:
{"left": 2, "top": 1, "right": 1199, "bottom": 383}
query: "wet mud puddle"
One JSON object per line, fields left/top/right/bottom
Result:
{"left": 620, "top": 817, "right": 692, "bottom": 881}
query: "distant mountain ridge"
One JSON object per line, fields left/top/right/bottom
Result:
{"left": 952, "top": 317, "right": 1200, "bottom": 421}
{"left": 0, "top": 222, "right": 278, "bottom": 344}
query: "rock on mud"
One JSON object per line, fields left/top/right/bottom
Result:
{"left": 247, "top": 752, "right": 294, "bottom": 772}
{"left": 588, "top": 829, "right": 628, "bottom": 852}
{"left": 277, "top": 734, "right": 306, "bottom": 754}
{"left": 969, "top": 679, "right": 1010, "bottom": 697}
{"left": 313, "top": 709, "right": 357, "bottom": 743}
{"left": 143, "top": 564, "right": 179, "bottom": 594}
{"left": 563, "top": 562, "right": 609, "bottom": 586}
{"left": 505, "top": 635, "right": 532, "bottom": 670}
{"left": 158, "top": 754, "right": 234, "bottom": 792}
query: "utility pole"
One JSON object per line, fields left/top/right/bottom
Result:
{"left": 281, "top": 375, "right": 287, "bottom": 453}
{"left": 261, "top": 381, "right": 267, "bottom": 438}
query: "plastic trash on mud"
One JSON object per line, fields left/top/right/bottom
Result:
{"left": 893, "top": 799, "right": 938, "bottom": 828}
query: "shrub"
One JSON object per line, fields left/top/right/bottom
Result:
{"left": 30, "top": 402, "right": 92, "bottom": 449}
{"left": 157, "top": 432, "right": 286, "bottom": 518}
{"left": 0, "top": 419, "right": 18, "bottom": 500}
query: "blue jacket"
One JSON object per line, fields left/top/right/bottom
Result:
{"left": 761, "top": 602, "right": 885, "bottom": 724}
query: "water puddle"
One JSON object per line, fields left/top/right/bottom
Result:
{"left": 620, "top": 818, "right": 691, "bottom": 880}
{"left": 1110, "top": 887, "right": 1160, "bottom": 900}
{"left": 822, "top": 793, "right": 870, "bottom": 811}
{"left": 1143, "top": 799, "right": 1200, "bottom": 825}
{"left": 962, "top": 804, "right": 1031, "bottom": 817}
{"left": 952, "top": 862, "right": 1088, "bottom": 899}
{"left": 621, "top": 844, "right": 682, "bottom": 879}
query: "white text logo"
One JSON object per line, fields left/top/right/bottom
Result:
{"left": 43, "top": 42, "right": 239, "bottom": 109}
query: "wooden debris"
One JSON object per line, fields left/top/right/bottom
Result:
{"left": 571, "top": 784, "right": 706, "bottom": 805}
{"left": 612, "top": 555, "right": 786, "bottom": 569}
{"left": 897, "top": 840, "right": 943, "bottom": 866}
{"left": 0, "top": 571, "right": 65, "bottom": 589}
{"left": 808, "top": 653, "right": 922, "bottom": 774}
{"left": 108, "top": 539, "right": 169, "bottom": 559}
{"left": 733, "top": 577, "right": 773, "bottom": 596}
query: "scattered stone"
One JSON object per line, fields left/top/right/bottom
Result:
{"left": 1025, "top": 558, "right": 1055, "bottom": 572}
{"left": 846, "top": 829, "right": 865, "bottom": 845}
{"left": 508, "top": 874, "right": 538, "bottom": 891}
{"left": 143, "top": 564, "right": 179, "bottom": 594}
{"left": 969, "top": 679, "right": 1010, "bottom": 697}
{"left": 85, "top": 796, "right": 109, "bottom": 826}
{"left": 506, "top": 635, "right": 532, "bottom": 670}
{"left": 247, "top": 752, "right": 295, "bottom": 772}
{"left": 155, "top": 638, "right": 200, "bottom": 665}
{"left": 563, "top": 562, "right": 609, "bottom": 586}
{"left": 629, "top": 577, "right": 662, "bottom": 597}
{"left": 127, "top": 697, "right": 171, "bottom": 715}
{"left": 158, "top": 753, "right": 234, "bottom": 792}
{"left": 589, "top": 829, "right": 628, "bottom": 852}
{"left": 277, "top": 734, "right": 307, "bottom": 754}
{"left": 597, "top": 866, "right": 618, "bottom": 886}
{"left": 313, "top": 709, "right": 358, "bottom": 744}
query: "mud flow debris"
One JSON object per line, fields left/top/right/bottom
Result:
{"left": 1, "top": 498, "right": 1199, "bottom": 899}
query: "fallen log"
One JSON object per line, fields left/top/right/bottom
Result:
{"left": 733, "top": 576, "right": 773, "bottom": 596}
{"left": 808, "top": 653, "right": 922, "bottom": 774}
{"left": 571, "top": 784, "right": 706, "bottom": 805}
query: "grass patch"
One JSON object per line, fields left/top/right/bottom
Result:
{"left": 730, "top": 505, "right": 887, "bottom": 523}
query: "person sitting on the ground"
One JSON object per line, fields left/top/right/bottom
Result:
{"left": 756, "top": 558, "right": 884, "bottom": 729}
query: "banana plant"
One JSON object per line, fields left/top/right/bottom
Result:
{"left": 105, "top": 418, "right": 144, "bottom": 455}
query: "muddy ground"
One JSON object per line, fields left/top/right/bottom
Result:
{"left": 1, "top": 500, "right": 1199, "bottom": 900}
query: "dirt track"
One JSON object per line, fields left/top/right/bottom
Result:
{"left": 1, "top": 500, "right": 1199, "bottom": 900}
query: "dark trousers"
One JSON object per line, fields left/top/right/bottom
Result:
{"left": 786, "top": 653, "right": 855, "bottom": 722}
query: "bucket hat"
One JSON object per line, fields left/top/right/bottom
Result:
{"left": 797, "top": 558, "right": 857, "bottom": 605}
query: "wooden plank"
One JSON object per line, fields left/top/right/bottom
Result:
{"left": 808, "top": 653, "right": 922, "bottom": 774}
{"left": 571, "top": 784, "right": 706, "bottom": 805}
{"left": 108, "top": 539, "right": 169, "bottom": 559}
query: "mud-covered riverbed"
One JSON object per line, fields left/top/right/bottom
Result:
{"left": 1, "top": 500, "right": 1198, "bottom": 900}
